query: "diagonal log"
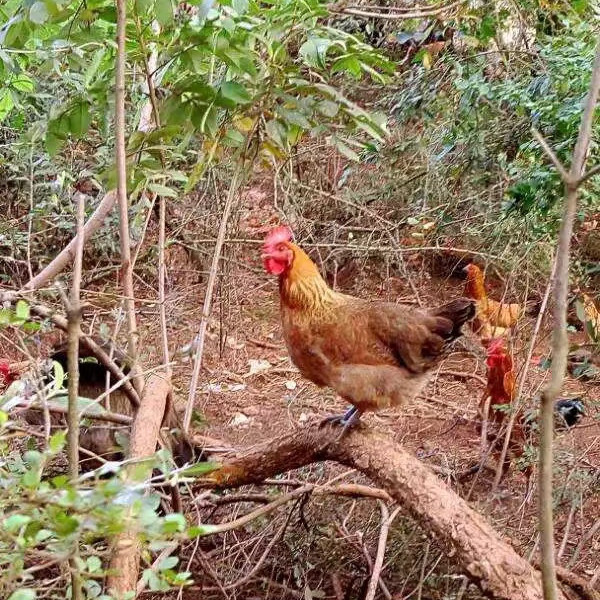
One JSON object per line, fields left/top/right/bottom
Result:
{"left": 197, "top": 423, "right": 565, "bottom": 600}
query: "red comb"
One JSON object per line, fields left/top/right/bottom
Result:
{"left": 487, "top": 338, "right": 505, "bottom": 355}
{"left": 263, "top": 225, "right": 293, "bottom": 248}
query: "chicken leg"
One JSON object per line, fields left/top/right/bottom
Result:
{"left": 320, "top": 405, "right": 363, "bottom": 438}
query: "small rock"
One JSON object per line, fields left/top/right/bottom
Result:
{"left": 285, "top": 380, "right": 297, "bottom": 390}
{"left": 247, "top": 358, "right": 271, "bottom": 376}
{"left": 229, "top": 383, "right": 246, "bottom": 392}
{"left": 299, "top": 412, "right": 308, "bottom": 423}
{"left": 230, "top": 412, "right": 250, "bottom": 427}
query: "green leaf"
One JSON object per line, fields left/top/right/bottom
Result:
{"left": 84, "top": 48, "right": 107, "bottom": 87}
{"left": 186, "top": 525, "right": 212, "bottom": 537}
{"left": 155, "top": 0, "right": 173, "bottom": 26}
{"left": 67, "top": 100, "right": 91, "bottom": 138}
{"left": 22, "top": 468, "right": 41, "bottom": 488}
{"left": 15, "top": 299, "right": 30, "bottom": 320}
{"left": 264, "top": 119, "right": 287, "bottom": 149}
{"left": 232, "top": 0, "right": 249, "bottom": 14}
{"left": 354, "top": 117, "right": 385, "bottom": 143}
{"left": 4, "top": 514, "right": 31, "bottom": 533}
{"left": 8, "top": 590, "right": 37, "bottom": 600}
{"left": 575, "top": 300, "right": 587, "bottom": 324}
{"left": 180, "top": 461, "right": 220, "bottom": 476}
{"left": 332, "top": 137, "right": 360, "bottom": 162}
{"left": 87, "top": 555, "right": 103, "bottom": 573}
{"left": 45, "top": 129, "right": 65, "bottom": 157}
{"left": 161, "top": 513, "right": 186, "bottom": 534}
{"left": 200, "top": 104, "right": 218, "bottom": 137}
{"left": 317, "top": 100, "right": 339, "bottom": 118}
{"left": 278, "top": 108, "right": 311, "bottom": 129}
{"left": 0, "top": 90, "right": 15, "bottom": 123}
{"left": 147, "top": 183, "right": 178, "bottom": 198}
{"left": 158, "top": 556, "right": 178, "bottom": 571}
{"left": 135, "top": 0, "right": 155, "bottom": 13}
{"left": 46, "top": 393, "right": 107, "bottom": 415}
{"left": 29, "top": 1, "right": 49, "bottom": 24}
{"left": 217, "top": 81, "right": 251, "bottom": 108}
{"left": 477, "top": 14, "right": 497, "bottom": 43}
{"left": 332, "top": 56, "right": 361, "bottom": 78}
{"left": 48, "top": 430, "right": 66, "bottom": 454}
{"left": 52, "top": 360, "right": 65, "bottom": 392}
{"left": 11, "top": 74, "right": 34, "bottom": 92}
{"left": 299, "top": 38, "right": 335, "bottom": 69}
{"left": 53, "top": 512, "right": 79, "bottom": 536}
{"left": 22, "top": 321, "right": 41, "bottom": 333}
{"left": 222, "top": 128, "right": 245, "bottom": 147}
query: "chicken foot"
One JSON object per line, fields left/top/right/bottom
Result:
{"left": 319, "top": 405, "right": 363, "bottom": 438}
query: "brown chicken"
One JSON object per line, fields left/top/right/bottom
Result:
{"left": 463, "top": 263, "right": 522, "bottom": 344}
{"left": 262, "top": 226, "right": 476, "bottom": 434}
{"left": 478, "top": 338, "right": 528, "bottom": 477}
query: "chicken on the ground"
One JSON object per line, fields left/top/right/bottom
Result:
{"left": 262, "top": 225, "right": 476, "bottom": 436}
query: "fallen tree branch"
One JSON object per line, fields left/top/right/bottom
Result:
{"left": 328, "top": 0, "right": 465, "bottom": 20}
{"left": 532, "top": 561, "right": 600, "bottom": 600}
{"left": 20, "top": 402, "right": 133, "bottom": 426}
{"left": 196, "top": 423, "right": 565, "bottom": 600}
{"left": 106, "top": 372, "right": 171, "bottom": 596}
{"left": 204, "top": 482, "right": 392, "bottom": 506}
{"left": 183, "top": 159, "right": 247, "bottom": 432}
{"left": 20, "top": 190, "right": 117, "bottom": 293}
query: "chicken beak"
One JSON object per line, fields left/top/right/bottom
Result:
{"left": 261, "top": 252, "right": 275, "bottom": 260}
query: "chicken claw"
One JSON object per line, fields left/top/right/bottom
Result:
{"left": 319, "top": 405, "right": 362, "bottom": 439}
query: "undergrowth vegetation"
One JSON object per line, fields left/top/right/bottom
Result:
{"left": 0, "top": 0, "right": 599, "bottom": 597}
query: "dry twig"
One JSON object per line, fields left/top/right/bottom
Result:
{"left": 365, "top": 502, "right": 401, "bottom": 600}
{"left": 65, "top": 193, "right": 85, "bottom": 600}
{"left": 183, "top": 157, "right": 249, "bottom": 432}
{"left": 18, "top": 191, "right": 117, "bottom": 294}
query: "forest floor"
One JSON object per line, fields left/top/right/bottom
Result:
{"left": 2, "top": 181, "right": 599, "bottom": 599}
{"left": 140, "top": 183, "right": 600, "bottom": 598}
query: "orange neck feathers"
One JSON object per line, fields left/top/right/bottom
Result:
{"left": 279, "top": 243, "right": 339, "bottom": 311}
{"left": 464, "top": 265, "right": 487, "bottom": 300}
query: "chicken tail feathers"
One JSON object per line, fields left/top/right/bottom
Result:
{"left": 428, "top": 298, "right": 476, "bottom": 340}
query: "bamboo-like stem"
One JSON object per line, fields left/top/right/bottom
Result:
{"left": 66, "top": 194, "right": 85, "bottom": 600}
{"left": 115, "top": 0, "right": 143, "bottom": 396}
